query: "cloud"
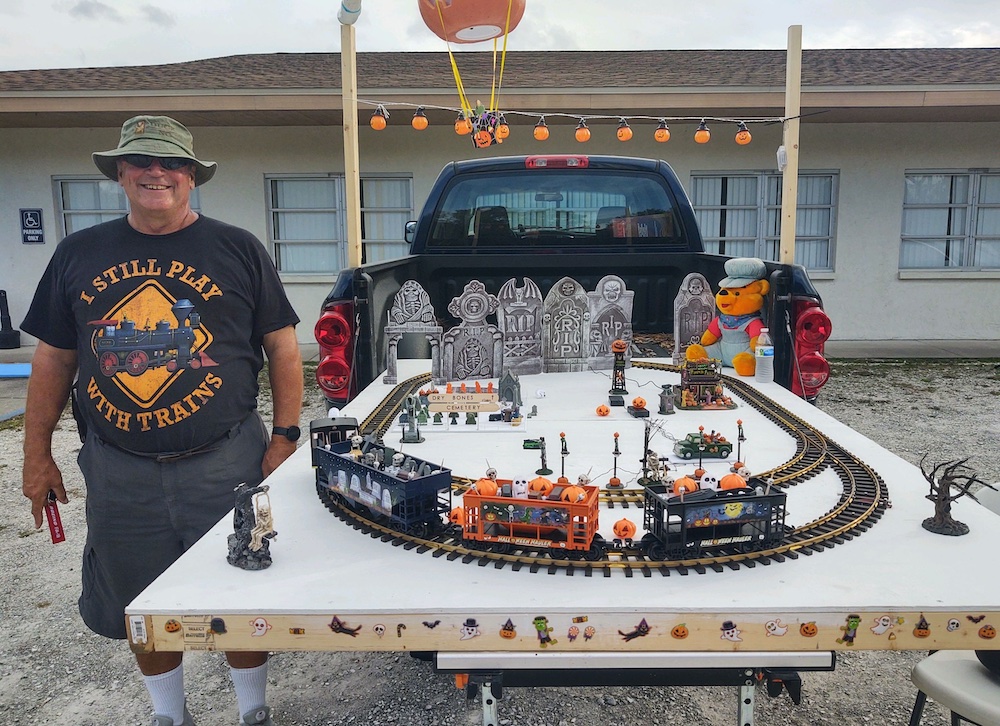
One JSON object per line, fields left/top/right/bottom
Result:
{"left": 67, "top": 1, "right": 123, "bottom": 22}
{"left": 140, "top": 6, "right": 176, "bottom": 28}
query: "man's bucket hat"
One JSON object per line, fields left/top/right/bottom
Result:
{"left": 718, "top": 257, "right": 768, "bottom": 288}
{"left": 93, "top": 115, "right": 217, "bottom": 186}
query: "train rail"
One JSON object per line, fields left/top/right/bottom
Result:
{"left": 318, "top": 364, "right": 889, "bottom": 576}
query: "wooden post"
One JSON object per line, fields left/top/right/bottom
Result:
{"left": 341, "top": 22, "right": 363, "bottom": 268}
{"left": 779, "top": 25, "right": 802, "bottom": 266}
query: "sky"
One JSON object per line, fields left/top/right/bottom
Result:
{"left": 1, "top": 0, "right": 999, "bottom": 72}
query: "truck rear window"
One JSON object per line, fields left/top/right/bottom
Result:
{"left": 426, "top": 170, "right": 686, "bottom": 251}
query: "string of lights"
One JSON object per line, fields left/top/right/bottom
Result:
{"left": 362, "top": 98, "right": 787, "bottom": 146}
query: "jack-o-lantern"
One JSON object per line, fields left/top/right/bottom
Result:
{"left": 913, "top": 625, "right": 931, "bottom": 638}
{"left": 980, "top": 624, "right": 997, "bottom": 640}
{"left": 673, "top": 476, "right": 699, "bottom": 496}
{"left": 496, "top": 121, "right": 510, "bottom": 139}
{"left": 473, "top": 478, "right": 499, "bottom": 497}
{"left": 529, "top": 476, "right": 554, "bottom": 497}
{"left": 800, "top": 622, "right": 818, "bottom": 637}
{"left": 474, "top": 129, "right": 493, "bottom": 148}
{"left": 596, "top": 404, "right": 611, "bottom": 416}
{"left": 671, "top": 623, "right": 689, "bottom": 639}
{"left": 448, "top": 507, "right": 465, "bottom": 526}
{"left": 419, "top": 0, "right": 526, "bottom": 44}
{"left": 559, "top": 485, "right": 585, "bottom": 503}
{"left": 613, "top": 518, "right": 637, "bottom": 539}
{"left": 616, "top": 120, "right": 633, "bottom": 142}
{"left": 631, "top": 397, "right": 647, "bottom": 410}
{"left": 455, "top": 115, "right": 473, "bottom": 135}
{"left": 611, "top": 339, "right": 628, "bottom": 354}
{"left": 499, "top": 619, "right": 517, "bottom": 639}
{"left": 719, "top": 472, "right": 747, "bottom": 490}
{"left": 164, "top": 619, "right": 182, "bottom": 633}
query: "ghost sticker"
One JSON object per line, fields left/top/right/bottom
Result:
{"left": 250, "top": 617, "right": 272, "bottom": 637}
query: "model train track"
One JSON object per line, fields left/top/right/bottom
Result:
{"left": 319, "top": 365, "right": 889, "bottom": 576}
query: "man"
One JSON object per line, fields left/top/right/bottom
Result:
{"left": 21, "top": 116, "right": 303, "bottom": 726}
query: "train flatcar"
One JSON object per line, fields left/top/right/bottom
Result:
{"left": 311, "top": 418, "right": 452, "bottom": 537}
{"left": 641, "top": 483, "right": 786, "bottom": 561}
{"left": 461, "top": 482, "right": 606, "bottom": 560}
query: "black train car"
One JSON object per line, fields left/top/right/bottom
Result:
{"left": 640, "top": 483, "right": 786, "bottom": 561}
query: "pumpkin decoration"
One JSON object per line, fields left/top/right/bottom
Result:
{"left": 671, "top": 623, "right": 689, "bottom": 639}
{"left": 529, "top": 476, "right": 554, "bottom": 497}
{"left": 654, "top": 120, "right": 671, "bottom": 143}
{"left": 574, "top": 119, "right": 591, "bottom": 143}
{"left": 673, "top": 476, "right": 699, "bottom": 497}
{"left": 613, "top": 518, "right": 637, "bottom": 540}
{"left": 596, "top": 404, "right": 611, "bottom": 417}
{"left": 611, "top": 338, "right": 629, "bottom": 354}
{"left": 369, "top": 109, "right": 387, "bottom": 131}
{"left": 474, "top": 129, "right": 493, "bottom": 148}
{"left": 719, "top": 472, "right": 748, "bottom": 490}
{"left": 735, "top": 121, "right": 752, "bottom": 145}
{"left": 913, "top": 625, "right": 931, "bottom": 638}
{"left": 448, "top": 507, "right": 465, "bottom": 526}
{"left": 473, "top": 478, "right": 499, "bottom": 497}
{"left": 418, "top": 0, "right": 526, "bottom": 44}
{"left": 164, "top": 619, "right": 182, "bottom": 633}
{"left": 533, "top": 117, "right": 549, "bottom": 141}
{"left": 499, "top": 618, "right": 517, "bottom": 639}
{"left": 979, "top": 624, "right": 997, "bottom": 640}
{"left": 496, "top": 117, "right": 510, "bottom": 139}
{"left": 411, "top": 107, "right": 429, "bottom": 131}
{"left": 631, "top": 397, "right": 646, "bottom": 410}
{"left": 616, "top": 119, "right": 633, "bottom": 142}
{"left": 455, "top": 114, "right": 473, "bottom": 135}
{"left": 800, "top": 621, "right": 819, "bottom": 637}
{"left": 694, "top": 119, "right": 711, "bottom": 144}
{"left": 559, "top": 485, "right": 585, "bottom": 503}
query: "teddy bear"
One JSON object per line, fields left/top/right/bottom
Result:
{"left": 685, "top": 257, "right": 769, "bottom": 376}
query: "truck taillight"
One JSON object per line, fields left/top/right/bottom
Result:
{"left": 790, "top": 300, "right": 832, "bottom": 400}
{"left": 315, "top": 302, "right": 355, "bottom": 404}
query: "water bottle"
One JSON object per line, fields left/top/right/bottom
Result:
{"left": 754, "top": 327, "right": 774, "bottom": 384}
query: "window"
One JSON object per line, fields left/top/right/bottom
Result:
{"left": 267, "top": 175, "right": 412, "bottom": 273}
{"left": 691, "top": 172, "right": 837, "bottom": 271}
{"left": 901, "top": 171, "right": 1000, "bottom": 270}
{"left": 56, "top": 177, "right": 202, "bottom": 236}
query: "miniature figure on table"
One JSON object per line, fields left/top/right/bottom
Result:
{"left": 919, "top": 455, "right": 995, "bottom": 536}
{"left": 228, "top": 483, "right": 276, "bottom": 570}
{"left": 685, "top": 257, "right": 769, "bottom": 376}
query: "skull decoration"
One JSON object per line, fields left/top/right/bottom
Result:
{"left": 373, "top": 624, "right": 386, "bottom": 638}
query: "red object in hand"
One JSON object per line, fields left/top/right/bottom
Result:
{"left": 45, "top": 491, "right": 65, "bottom": 544}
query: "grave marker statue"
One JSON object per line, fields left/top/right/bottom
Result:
{"left": 673, "top": 272, "right": 715, "bottom": 363}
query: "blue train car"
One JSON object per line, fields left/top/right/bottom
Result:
{"left": 641, "top": 483, "right": 786, "bottom": 560}
{"left": 311, "top": 418, "right": 452, "bottom": 537}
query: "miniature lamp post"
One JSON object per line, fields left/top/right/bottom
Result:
{"left": 608, "top": 432, "right": 622, "bottom": 488}
{"left": 735, "top": 419, "right": 745, "bottom": 464}
{"left": 609, "top": 338, "right": 629, "bottom": 404}
{"left": 558, "top": 432, "right": 570, "bottom": 484}
{"left": 697, "top": 426, "right": 706, "bottom": 471}
{"left": 658, "top": 384, "right": 674, "bottom": 415}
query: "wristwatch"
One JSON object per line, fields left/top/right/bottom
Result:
{"left": 272, "top": 425, "right": 301, "bottom": 442}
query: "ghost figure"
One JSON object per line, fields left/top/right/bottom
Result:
{"left": 871, "top": 615, "right": 893, "bottom": 635}
{"left": 250, "top": 617, "right": 271, "bottom": 637}
{"left": 720, "top": 620, "right": 742, "bottom": 642}
{"left": 701, "top": 474, "right": 719, "bottom": 490}
{"left": 535, "top": 389, "right": 547, "bottom": 399}
{"left": 460, "top": 618, "right": 481, "bottom": 641}
{"left": 764, "top": 619, "right": 788, "bottom": 637}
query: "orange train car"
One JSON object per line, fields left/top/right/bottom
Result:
{"left": 461, "top": 482, "right": 606, "bottom": 561}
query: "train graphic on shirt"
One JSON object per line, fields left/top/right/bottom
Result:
{"left": 89, "top": 298, "right": 216, "bottom": 377}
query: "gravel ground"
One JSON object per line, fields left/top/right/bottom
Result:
{"left": 1, "top": 358, "right": 997, "bottom": 726}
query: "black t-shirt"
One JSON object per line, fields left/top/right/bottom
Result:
{"left": 22, "top": 215, "right": 299, "bottom": 453}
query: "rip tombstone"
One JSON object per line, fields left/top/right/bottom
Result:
{"left": 673, "top": 272, "right": 714, "bottom": 362}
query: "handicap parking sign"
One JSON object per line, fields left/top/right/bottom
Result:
{"left": 20, "top": 209, "right": 44, "bottom": 244}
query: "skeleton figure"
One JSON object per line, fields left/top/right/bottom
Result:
{"left": 249, "top": 494, "right": 276, "bottom": 552}
{"left": 349, "top": 434, "right": 364, "bottom": 461}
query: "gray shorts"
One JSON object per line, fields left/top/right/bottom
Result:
{"left": 76, "top": 412, "right": 268, "bottom": 639}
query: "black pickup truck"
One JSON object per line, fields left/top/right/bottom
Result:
{"left": 313, "top": 154, "right": 832, "bottom": 406}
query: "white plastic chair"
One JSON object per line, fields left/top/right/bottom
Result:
{"left": 908, "top": 484, "right": 1000, "bottom": 726}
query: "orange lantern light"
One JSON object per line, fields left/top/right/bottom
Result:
{"left": 735, "top": 121, "right": 752, "bottom": 145}
{"left": 694, "top": 119, "right": 711, "bottom": 144}
{"left": 411, "top": 107, "right": 429, "bottom": 131}
{"left": 654, "top": 119, "right": 671, "bottom": 143}
{"left": 455, "top": 113, "right": 473, "bottom": 135}
{"left": 418, "top": 0, "right": 526, "bottom": 43}
{"left": 533, "top": 117, "right": 549, "bottom": 141}
{"left": 496, "top": 116, "right": 510, "bottom": 140}
{"left": 369, "top": 107, "right": 388, "bottom": 131}
{"left": 616, "top": 119, "right": 633, "bottom": 142}
{"left": 575, "top": 119, "right": 591, "bottom": 143}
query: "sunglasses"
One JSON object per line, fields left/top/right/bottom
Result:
{"left": 121, "top": 154, "right": 192, "bottom": 171}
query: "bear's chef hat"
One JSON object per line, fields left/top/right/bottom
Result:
{"left": 719, "top": 257, "right": 767, "bottom": 288}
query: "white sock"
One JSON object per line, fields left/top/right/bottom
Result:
{"left": 229, "top": 661, "right": 268, "bottom": 717}
{"left": 143, "top": 663, "right": 186, "bottom": 722}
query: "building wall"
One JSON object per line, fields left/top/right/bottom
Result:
{"left": 2, "top": 120, "right": 998, "bottom": 348}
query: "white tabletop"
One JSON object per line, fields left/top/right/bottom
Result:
{"left": 126, "top": 359, "right": 1000, "bottom": 654}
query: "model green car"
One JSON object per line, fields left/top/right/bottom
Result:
{"left": 673, "top": 432, "right": 732, "bottom": 459}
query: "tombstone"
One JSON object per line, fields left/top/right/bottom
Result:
{"left": 441, "top": 280, "right": 503, "bottom": 381}
{"left": 541, "top": 277, "right": 590, "bottom": 373}
{"left": 673, "top": 272, "right": 715, "bottom": 363}
{"left": 588, "top": 274, "right": 634, "bottom": 370}
{"left": 383, "top": 280, "right": 443, "bottom": 385}
{"left": 497, "top": 277, "right": 544, "bottom": 375}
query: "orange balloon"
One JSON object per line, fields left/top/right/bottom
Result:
{"left": 419, "top": 0, "right": 526, "bottom": 44}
